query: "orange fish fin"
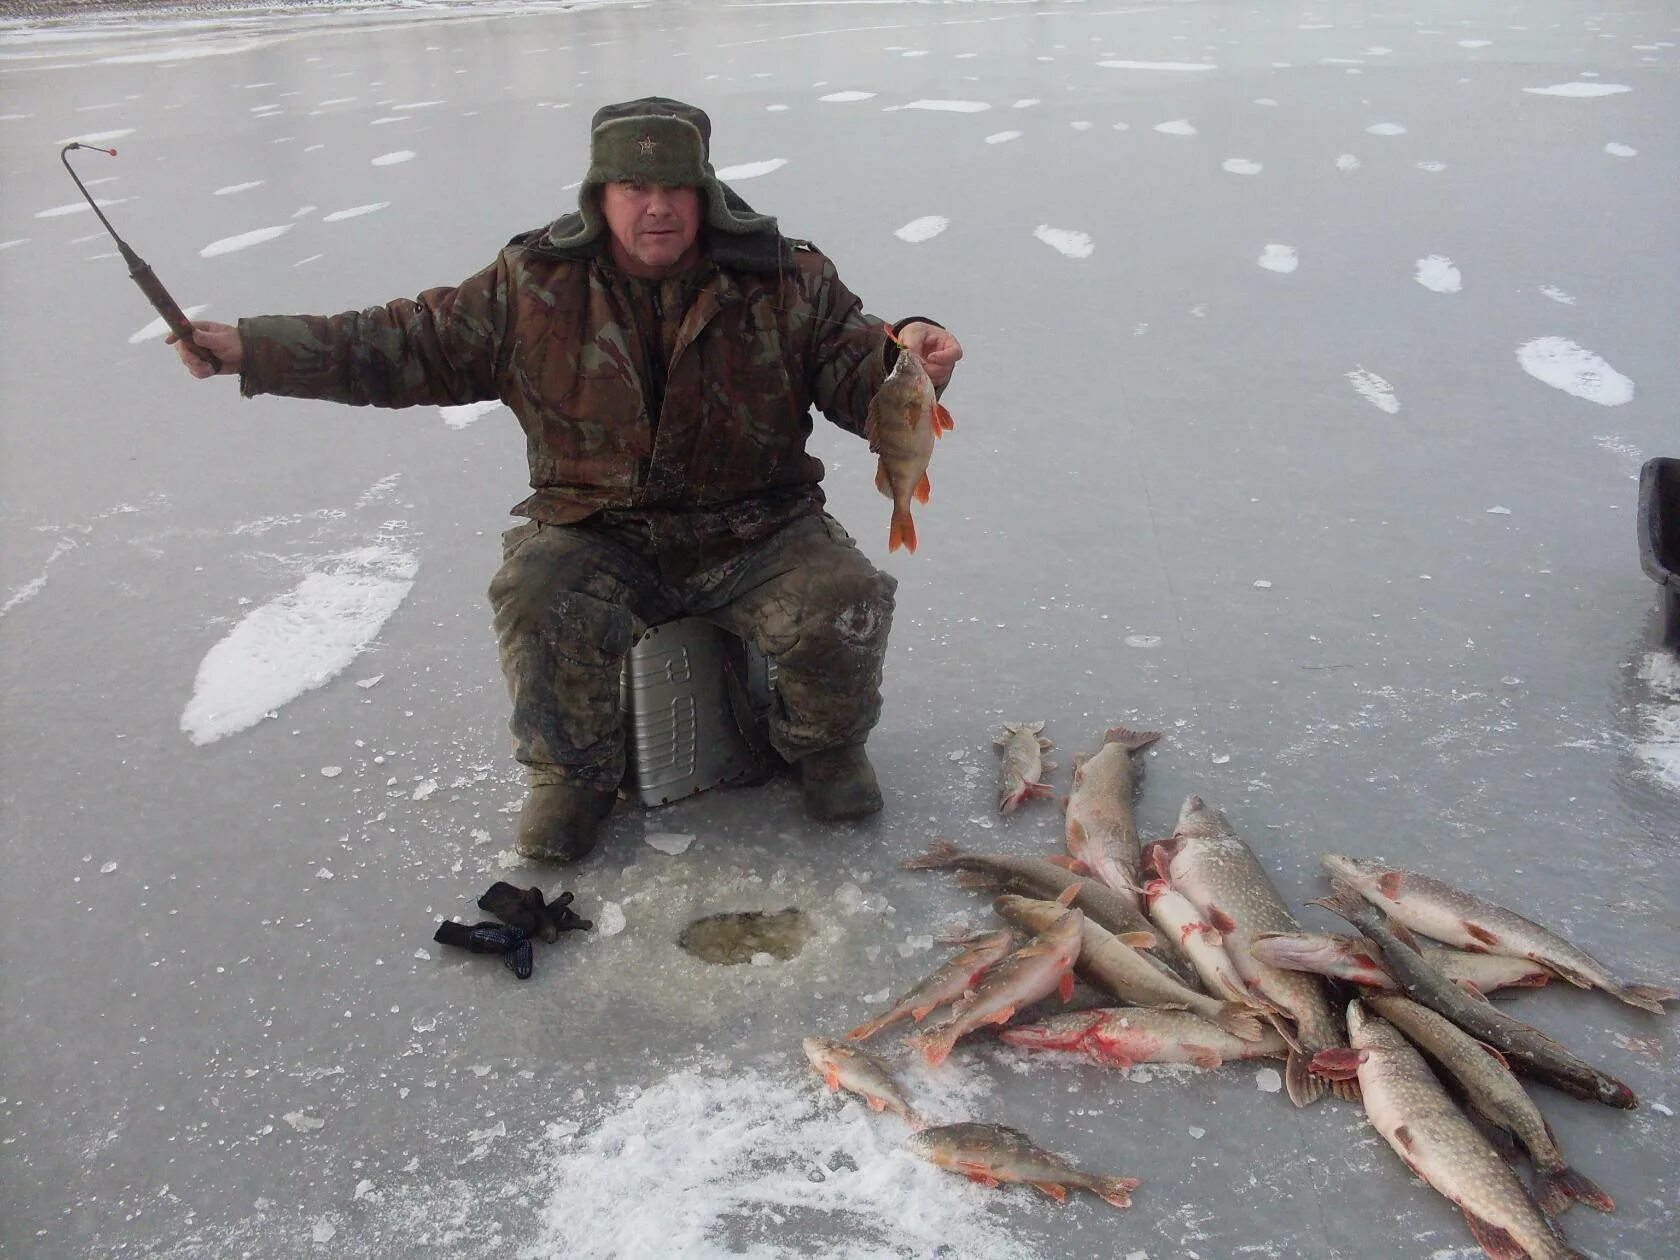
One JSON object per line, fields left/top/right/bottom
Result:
{"left": 1054, "top": 883, "right": 1081, "bottom": 908}
{"left": 1185, "top": 1045, "right": 1223, "bottom": 1071}
{"left": 888, "top": 508, "right": 917, "bottom": 554}
{"left": 989, "top": 1005, "right": 1019, "bottom": 1027}
{"left": 1465, "top": 922, "right": 1500, "bottom": 948}
{"left": 1118, "top": 931, "right": 1157, "bottom": 949}
{"left": 1207, "top": 904, "right": 1238, "bottom": 934}
{"left": 1460, "top": 1208, "right": 1524, "bottom": 1260}
{"left": 1058, "top": 971, "right": 1075, "bottom": 1002}
{"left": 822, "top": 1066, "right": 841, "bottom": 1092}
{"left": 933, "top": 401, "right": 954, "bottom": 433}
{"left": 1030, "top": 1181, "right": 1068, "bottom": 1205}
{"left": 1307, "top": 1048, "right": 1365, "bottom": 1081}
{"left": 1376, "top": 871, "right": 1405, "bottom": 899}
{"left": 866, "top": 1095, "right": 886, "bottom": 1113}
{"left": 914, "top": 471, "right": 931, "bottom": 505}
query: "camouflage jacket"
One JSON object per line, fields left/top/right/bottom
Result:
{"left": 238, "top": 215, "right": 901, "bottom": 529}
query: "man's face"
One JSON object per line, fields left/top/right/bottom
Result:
{"left": 600, "top": 180, "right": 703, "bottom": 277}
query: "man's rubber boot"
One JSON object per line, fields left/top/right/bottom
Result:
{"left": 514, "top": 783, "right": 617, "bottom": 863}
{"left": 798, "top": 745, "right": 883, "bottom": 822}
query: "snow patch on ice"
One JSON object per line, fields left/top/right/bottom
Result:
{"left": 180, "top": 538, "right": 418, "bottom": 745}
{"left": 983, "top": 131, "right": 1021, "bottom": 144}
{"left": 1336, "top": 154, "right": 1361, "bottom": 171}
{"left": 35, "top": 197, "right": 130, "bottom": 219}
{"left": 1414, "top": 256, "right": 1462, "bottom": 293}
{"left": 1516, "top": 337, "right": 1633, "bottom": 406}
{"left": 1366, "top": 122, "right": 1408, "bottom": 135}
{"left": 1153, "top": 119, "right": 1197, "bottom": 135}
{"left": 1458, "top": 39, "right": 1492, "bottom": 48}
{"left": 439, "top": 400, "right": 505, "bottom": 429}
{"left": 1033, "top": 226, "right": 1093, "bottom": 259}
{"left": 886, "top": 99, "right": 990, "bottom": 113}
{"left": 818, "top": 91, "right": 875, "bottom": 102}
{"left": 1257, "top": 243, "right": 1297, "bottom": 273}
{"left": 323, "top": 202, "right": 391, "bottom": 221}
{"left": 1222, "top": 158, "right": 1262, "bottom": 174}
{"left": 371, "top": 150, "right": 415, "bottom": 165}
{"left": 1347, "top": 367, "right": 1400, "bottom": 414}
{"left": 200, "top": 225, "right": 291, "bottom": 256}
{"left": 213, "top": 181, "right": 263, "bottom": 195}
{"left": 128, "top": 306, "right": 209, "bottom": 343}
{"left": 1524, "top": 82, "right": 1631, "bottom": 97}
{"left": 527, "top": 1065, "right": 1024, "bottom": 1259}
{"left": 894, "top": 215, "right": 949, "bottom": 243}
{"left": 1538, "top": 285, "right": 1576, "bottom": 305}
{"left": 1604, "top": 142, "right": 1636, "bottom": 157}
{"left": 56, "top": 128, "right": 134, "bottom": 145}
{"left": 714, "top": 159, "right": 786, "bottom": 180}
{"left": 1098, "top": 60, "right": 1216, "bottom": 72}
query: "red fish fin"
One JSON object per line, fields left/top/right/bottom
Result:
{"left": 822, "top": 1066, "right": 841, "bottom": 1092}
{"left": 1185, "top": 1045, "right": 1223, "bottom": 1070}
{"left": 1058, "top": 971, "right": 1075, "bottom": 1002}
{"left": 1046, "top": 854, "right": 1092, "bottom": 877}
{"left": 1141, "top": 841, "right": 1173, "bottom": 880}
{"left": 1618, "top": 982, "right": 1679, "bottom": 1013}
{"left": 845, "top": 1018, "right": 887, "bottom": 1041}
{"left": 1029, "top": 1181, "right": 1068, "bottom": 1205}
{"left": 865, "top": 1096, "right": 886, "bottom": 1113}
{"left": 914, "top": 471, "right": 931, "bottom": 505}
{"left": 1464, "top": 922, "right": 1500, "bottom": 948}
{"left": 1535, "top": 1165, "right": 1615, "bottom": 1216}
{"left": 1207, "top": 905, "right": 1238, "bottom": 934}
{"left": 1307, "top": 1048, "right": 1365, "bottom": 1081}
{"left": 933, "top": 401, "right": 954, "bottom": 433}
{"left": 1287, "top": 1050, "right": 1329, "bottom": 1106}
{"left": 1508, "top": 969, "right": 1551, "bottom": 988}
{"left": 887, "top": 507, "right": 917, "bottom": 554}
{"left": 909, "top": 1004, "right": 937, "bottom": 1023}
{"left": 1459, "top": 1208, "right": 1526, "bottom": 1260}
{"left": 1376, "top": 871, "right": 1405, "bottom": 899}
{"left": 1093, "top": 1177, "right": 1139, "bottom": 1210}
{"left": 1118, "top": 931, "right": 1158, "bottom": 949}
{"left": 958, "top": 1166, "right": 1000, "bottom": 1189}
{"left": 988, "top": 1005, "right": 1019, "bottom": 1027}
{"left": 1054, "top": 883, "right": 1081, "bottom": 908}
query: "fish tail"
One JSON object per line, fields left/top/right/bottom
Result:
{"left": 888, "top": 505, "right": 917, "bottom": 554}
{"left": 1093, "top": 1176, "right": 1140, "bottom": 1210}
{"left": 1309, "top": 881, "right": 1371, "bottom": 923}
{"left": 1535, "top": 1165, "right": 1615, "bottom": 1216}
{"left": 908, "top": 1029, "right": 954, "bottom": 1068}
{"left": 902, "top": 839, "right": 964, "bottom": 871}
{"left": 1104, "top": 725, "right": 1163, "bottom": 753}
{"left": 1213, "top": 1004, "right": 1267, "bottom": 1043}
{"left": 1330, "top": 1075, "right": 1362, "bottom": 1104}
{"left": 1615, "top": 982, "right": 1678, "bottom": 1013}
{"left": 1285, "top": 1049, "right": 1329, "bottom": 1107}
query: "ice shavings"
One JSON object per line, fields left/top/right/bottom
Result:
{"left": 1347, "top": 368, "right": 1399, "bottom": 414}
{"left": 1516, "top": 337, "right": 1633, "bottom": 405}
{"left": 1258, "top": 243, "right": 1297, "bottom": 273}
{"left": 595, "top": 902, "right": 626, "bottom": 937}
{"left": 128, "top": 306, "right": 208, "bottom": 343}
{"left": 528, "top": 1067, "right": 1025, "bottom": 1259}
{"left": 438, "top": 400, "right": 504, "bottom": 428}
{"left": 323, "top": 202, "right": 391, "bottom": 221}
{"left": 180, "top": 541, "right": 418, "bottom": 745}
{"left": 1033, "top": 226, "right": 1093, "bottom": 259}
{"left": 1634, "top": 653, "right": 1680, "bottom": 795}
{"left": 894, "top": 216, "right": 948, "bottom": 243}
{"left": 714, "top": 159, "right": 786, "bottom": 180}
{"left": 1414, "top": 256, "right": 1461, "bottom": 293}
{"left": 200, "top": 225, "right": 291, "bottom": 256}
{"left": 644, "top": 833, "right": 695, "bottom": 856}
{"left": 1524, "top": 83, "right": 1631, "bottom": 97}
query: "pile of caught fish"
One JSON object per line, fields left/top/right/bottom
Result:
{"left": 800, "top": 723, "right": 1676, "bottom": 1256}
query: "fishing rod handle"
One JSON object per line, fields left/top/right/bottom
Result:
{"left": 129, "top": 257, "right": 222, "bottom": 373}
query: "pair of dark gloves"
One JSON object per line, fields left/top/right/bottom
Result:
{"left": 432, "top": 883, "right": 593, "bottom": 981}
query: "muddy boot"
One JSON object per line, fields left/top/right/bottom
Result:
{"left": 514, "top": 783, "right": 617, "bottom": 863}
{"left": 797, "top": 744, "right": 883, "bottom": 822}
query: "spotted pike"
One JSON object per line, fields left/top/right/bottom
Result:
{"left": 803, "top": 1036, "right": 921, "bottom": 1125}
{"left": 1364, "top": 995, "right": 1613, "bottom": 1216}
{"left": 1063, "top": 725, "right": 1162, "bottom": 900}
{"left": 1310, "top": 1002, "right": 1585, "bottom": 1260}
{"left": 993, "top": 894, "right": 1266, "bottom": 1042}
{"left": 995, "top": 721, "right": 1055, "bottom": 813}
{"left": 906, "top": 1121, "right": 1140, "bottom": 1210}
{"left": 906, "top": 907, "right": 1083, "bottom": 1066}
{"left": 845, "top": 930, "right": 1015, "bottom": 1041}
{"left": 900, "top": 839, "right": 1195, "bottom": 979}
{"left": 1315, "top": 884, "right": 1637, "bottom": 1109}
{"left": 1322, "top": 855, "right": 1676, "bottom": 1014}
{"left": 1143, "top": 879, "right": 1251, "bottom": 1003}
{"left": 1252, "top": 931, "right": 1556, "bottom": 996}
{"left": 1150, "top": 795, "right": 1351, "bottom": 1106}
{"left": 1000, "top": 1008, "right": 1288, "bottom": 1069}
{"left": 865, "top": 333, "right": 951, "bottom": 554}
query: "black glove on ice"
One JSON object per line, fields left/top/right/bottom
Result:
{"left": 477, "top": 882, "right": 593, "bottom": 941}
{"left": 433, "top": 920, "right": 534, "bottom": 980}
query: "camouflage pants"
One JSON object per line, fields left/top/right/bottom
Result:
{"left": 488, "top": 511, "right": 897, "bottom": 790}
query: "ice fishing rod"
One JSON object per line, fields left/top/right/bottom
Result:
{"left": 60, "top": 141, "right": 220, "bottom": 371}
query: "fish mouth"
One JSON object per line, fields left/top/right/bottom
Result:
{"left": 1320, "top": 854, "right": 1369, "bottom": 880}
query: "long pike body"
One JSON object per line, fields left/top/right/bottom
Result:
{"left": 1064, "top": 725, "right": 1161, "bottom": 901}
{"left": 1001, "top": 1008, "right": 1288, "bottom": 1069}
{"left": 1323, "top": 855, "right": 1675, "bottom": 1014}
{"left": 1252, "top": 931, "right": 1555, "bottom": 995}
{"left": 1310, "top": 1003, "right": 1585, "bottom": 1260}
{"left": 1144, "top": 879, "right": 1251, "bottom": 1003}
{"left": 1152, "top": 796, "right": 1350, "bottom": 1106}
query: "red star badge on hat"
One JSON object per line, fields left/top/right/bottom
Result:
{"left": 637, "top": 135, "right": 658, "bottom": 155}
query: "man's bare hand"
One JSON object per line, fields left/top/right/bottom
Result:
{"left": 896, "top": 321, "right": 963, "bottom": 392}
{"left": 166, "top": 320, "right": 243, "bottom": 379}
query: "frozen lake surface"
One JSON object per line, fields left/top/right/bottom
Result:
{"left": 2, "top": 0, "right": 1677, "bottom": 1256}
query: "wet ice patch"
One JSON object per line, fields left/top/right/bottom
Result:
{"left": 894, "top": 215, "right": 949, "bottom": 243}
{"left": 1222, "top": 158, "right": 1262, "bottom": 174}
{"left": 1366, "top": 122, "right": 1408, "bottom": 135}
{"left": 1524, "top": 82, "right": 1631, "bottom": 97}
{"left": 1097, "top": 60, "right": 1217, "bottom": 71}
{"left": 200, "top": 225, "right": 291, "bottom": 256}
{"left": 180, "top": 539, "right": 418, "bottom": 745}
{"left": 1347, "top": 367, "right": 1400, "bottom": 414}
{"left": 1257, "top": 243, "right": 1298, "bottom": 273}
{"left": 1153, "top": 119, "right": 1197, "bottom": 135}
{"left": 528, "top": 1066, "right": 1024, "bottom": 1259}
{"left": 1634, "top": 653, "right": 1680, "bottom": 795}
{"left": 1605, "top": 142, "right": 1636, "bottom": 157}
{"left": 1033, "top": 226, "right": 1093, "bottom": 259}
{"left": 886, "top": 99, "right": 990, "bottom": 113}
{"left": 439, "top": 400, "right": 505, "bottom": 429}
{"left": 371, "top": 150, "right": 415, "bottom": 165}
{"left": 714, "top": 159, "right": 785, "bottom": 180}
{"left": 818, "top": 91, "right": 875, "bottom": 102}
{"left": 983, "top": 131, "right": 1021, "bottom": 144}
{"left": 128, "top": 305, "right": 208, "bottom": 342}
{"left": 1414, "top": 256, "right": 1462, "bottom": 293}
{"left": 1516, "top": 337, "right": 1633, "bottom": 405}
{"left": 323, "top": 202, "right": 391, "bottom": 221}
